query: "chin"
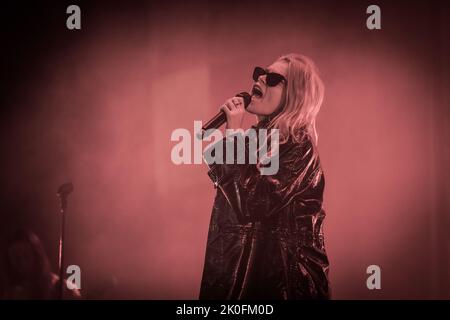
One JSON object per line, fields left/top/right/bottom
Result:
{"left": 246, "top": 103, "right": 256, "bottom": 114}
{"left": 247, "top": 105, "right": 270, "bottom": 117}
{"left": 246, "top": 107, "right": 256, "bottom": 115}
{"left": 247, "top": 102, "right": 263, "bottom": 115}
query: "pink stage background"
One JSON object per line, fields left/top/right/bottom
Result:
{"left": 1, "top": 1, "right": 449, "bottom": 299}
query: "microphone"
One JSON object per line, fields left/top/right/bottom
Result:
{"left": 57, "top": 182, "right": 74, "bottom": 197}
{"left": 199, "top": 92, "right": 251, "bottom": 139}
{"left": 57, "top": 182, "right": 74, "bottom": 211}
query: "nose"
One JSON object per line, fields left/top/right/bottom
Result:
{"left": 256, "top": 74, "right": 267, "bottom": 86}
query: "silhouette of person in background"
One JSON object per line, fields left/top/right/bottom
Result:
{"left": 1, "top": 229, "right": 81, "bottom": 299}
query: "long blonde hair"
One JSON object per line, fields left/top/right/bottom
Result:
{"left": 267, "top": 53, "right": 324, "bottom": 146}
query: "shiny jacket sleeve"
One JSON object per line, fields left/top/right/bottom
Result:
{"left": 205, "top": 131, "right": 324, "bottom": 223}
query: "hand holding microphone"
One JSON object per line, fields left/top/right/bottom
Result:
{"left": 220, "top": 96, "right": 247, "bottom": 130}
{"left": 200, "top": 92, "right": 251, "bottom": 138}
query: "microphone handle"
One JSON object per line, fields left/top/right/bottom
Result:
{"left": 200, "top": 92, "right": 251, "bottom": 137}
{"left": 201, "top": 111, "right": 226, "bottom": 132}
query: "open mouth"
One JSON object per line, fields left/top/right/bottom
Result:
{"left": 251, "top": 84, "right": 264, "bottom": 99}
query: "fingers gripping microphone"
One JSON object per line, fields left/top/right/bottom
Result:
{"left": 199, "top": 92, "right": 251, "bottom": 139}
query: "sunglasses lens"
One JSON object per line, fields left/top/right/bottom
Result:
{"left": 266, "top": 74, "right": 284, "bottom": 86}
{"left": 253, "top": 67, "right": 286, "bottom": 86}
{"left": 253, "top": 67, "right": 266, "bottom": 81}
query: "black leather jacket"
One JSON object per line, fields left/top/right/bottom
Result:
{"left": 199, "top": 121, "right": 330, "bottom": 300}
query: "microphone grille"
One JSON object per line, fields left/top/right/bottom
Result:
{"left": 235, "top": 92, "right": 251, "bottom": 108}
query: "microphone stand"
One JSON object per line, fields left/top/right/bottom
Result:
{"left": 57, "top": 182, "right": 73, "bottom": 300}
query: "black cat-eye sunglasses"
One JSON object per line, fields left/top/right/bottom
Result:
{"left": 253, "top": 66, "right": 286, "bottom": 87}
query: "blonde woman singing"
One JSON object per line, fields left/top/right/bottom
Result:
{"left": 200, "top": 53, "right": 330, "bottom": 299}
